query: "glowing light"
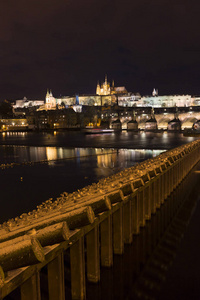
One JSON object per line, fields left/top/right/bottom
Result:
{"left": 46, "top": 147, "right": 58, "bottom": 160}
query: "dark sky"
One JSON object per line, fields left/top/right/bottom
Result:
{"left": 1, "top": 0, "right": 200, "bottom": 100}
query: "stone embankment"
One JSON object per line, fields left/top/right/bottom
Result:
{"left": 0, "top": 140, "right": 200, "bottom": 299}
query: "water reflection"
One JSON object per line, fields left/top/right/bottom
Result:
{"left": 0, "top": 146, "right": 164, "bottom": 166}
{"left": 0, "top": 146, "right": 164, "bottom": 223}
{"left": 0, "top": 131, "right": 198, "bottom": 150}
{"left": 96, "top": 149, "right": 163, "bottom": 169}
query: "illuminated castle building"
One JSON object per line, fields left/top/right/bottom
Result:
{"left": 96, "top": 75, "right": 112, "bottom": 95}
{"left": 13, "top": 97, "right": 44, "bottom": 109}
{"left": 45, "top": 89, "right": 56, "bottom": 110}
{"left": 96, "top": 75, "right": 127, "bottom": 95}
{"left": 141, "top": 89, "right": 192, "bottom": 107}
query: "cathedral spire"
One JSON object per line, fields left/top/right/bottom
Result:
{"left": 105, "top": 74, "right": 107, "bottom": 85}
{"left": 96, "top": 81, "right": 100, "bottom": 95}
{"left": 46, "top": 89, "right": 49, "bottom": 98}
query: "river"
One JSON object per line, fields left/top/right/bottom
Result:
{"left": 0, "top": 131, "right": 198, "bottom": 223}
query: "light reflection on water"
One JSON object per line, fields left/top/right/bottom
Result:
{"left": 0, "top": 146, "right": 164, "bottom": 166}
{"left": 0, "top": 131, "right": 198, "bottom": 150}
{"left": 0, "top": 146, "right": 164, "bottom": 223}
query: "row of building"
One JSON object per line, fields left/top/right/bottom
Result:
{"left": 3, "top": 76, "right": 200, "bottom": 132}
{"left": 2, "top": 105, "right": 200, "bottom": 132}
{"left": 13, "top": 76, "right": 200, "bottom": 111}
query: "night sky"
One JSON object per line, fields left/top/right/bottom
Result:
{"left": 1, "top": 0, "right": 200, "bottom": 100}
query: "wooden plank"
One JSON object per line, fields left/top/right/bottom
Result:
{"left": 86, "top": 226, "right": 100, "bottom": 283}
{"left": 155, "top": 176, "right": 161, "bottom": 209}
{"left": 47, "top": 252, "right": 65, "bottom": 300}
{"left": 144, "top": 185, "right": 151, "bottom": 220}
{"left": 132, "top": 195, "right": 140, "bottom": 235}
{"left": 151, "top": 181, "right": 156, "bottom": 214}
{"left": 113, "top": 207, "right": 124, "bottom": 254}
{"left": 138, "top": 190, "right": 145, "bottom": 227}
{"left": 21, "top": 271, "right": 41, "bottom": 300}
{"left": 70, "top": 238, "right": 86, "bottom": 300}
{"left": 123, "top": 200, "right": 132, "bottom": 244}
{"left": 100, "top": 215, "right": 113, "bottom": 267}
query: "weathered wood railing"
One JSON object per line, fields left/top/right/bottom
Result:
{"left": 0, "top": 140, "right": 200, "bottom": 299}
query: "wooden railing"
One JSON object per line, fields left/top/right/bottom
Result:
{"left": 0, "top": 140, "right": 200, "bottom": 299}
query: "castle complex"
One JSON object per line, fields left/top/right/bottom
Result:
{"left": 96, "top": 75, "right": 127, "bottom": 96}
{"left": 13, "top": 76, "right": 200, "bottom": 111}
{"left": 7, "top": 76, "right": 200, "bottom": 132}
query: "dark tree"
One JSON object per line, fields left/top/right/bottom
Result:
{"left": 0, "top": 100, "right": 13, "bottom": 116}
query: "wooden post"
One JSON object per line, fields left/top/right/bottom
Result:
{"left": 151, "top": 181, "right": 156, "bottom": 214}
{"left": 123, "top": 200, "right": 132, "bottom": 244}
{"left": 70, "top": 237, "right": 86, "bottom": 300}
{"left": 171, "top": 167, "right": 174, "bottom": 192}
{"left": 159, "top": 173, "right": 162, "bottom": 204}
{"left": 21, "top": 271, "right": 41, "bottom": 300}
{"left": 162, "top": 173, "right": 166, "bottom": 202}
{"left": 100, "top": 215, "right": 113, "bottom": 267}
{"left": 174, "top": 164, "right": 178, "bottom": 189}
{"left": 168, "top": 168, "right": 172, "bottom": 194}
{"left": 174, "top": 163, "right": 177, "bottom": 188}
{"left": 164, "top": 171, "right": 168, "bottom": 199}
{"left": 155, "top": 176, "right": 160, "bottom": 209}
{"left": 113, "top": 207, "right": 124, "bottom": 254}
{"left": 86, "top": 226, "right": 100, "bottom": 283}
{"left": 177, "top": 160, "right": 181, "bottom": 184}
{"left": 132, "top": 195, "right": 140, "bottom": 235}
{"left": 48, "top": 252, "right": 65, "bottom": 300}
{"left": 138, "top": 190, "right": 145, "bottom": 227}
{"left": 180, "top": 160, "right": 183, "bottom": 181}
{"left": 144, "top": 185, "right": 151, "bottom": 220}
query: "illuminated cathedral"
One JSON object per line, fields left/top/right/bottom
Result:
{"left": 96, "top": 75, "right": 127, "bottom": 96}
{"left": 96, "top": 75, "right": 115, "bottom": 95}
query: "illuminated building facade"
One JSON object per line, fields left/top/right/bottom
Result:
{"left": 141, "top": 90, "right": 192, "bottom": 107}
{"left": 0, "top": 118, "right": 28, "bottom": 131}
{"left": 56, "top": 94, "right": 117, "bottom": 107}
{"left": 45, "top": 90, "right": 56, "bottom": 110}
{"left": 12, "top": 84, "right": 200, "bottom": 115}
{"left": 118, "top": 93, "right": 142, "bottom": 107}
{"left": 78, "top": 95, "right": 101, "bottom": 106}
{"left": 96, "top": 75, "right": 112, "bottom": 95}
{"left": 13, "top": 97, "right": 44, "bottom": 108}
{"left": 96, "top": 75, "right": 127, "bottom": 96}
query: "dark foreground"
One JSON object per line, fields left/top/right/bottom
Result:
{"left": 85, "top": 162, "right": 200, "bottom": 300}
